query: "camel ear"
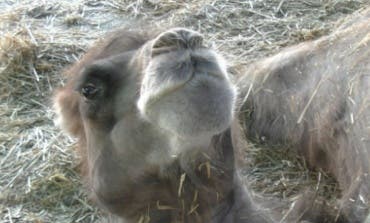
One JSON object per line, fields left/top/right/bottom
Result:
{"left": 151, "top": 28, "right": 204, "bottom": 57}
{"left": 53, "top": 88, "right": 83, "bottom": 137}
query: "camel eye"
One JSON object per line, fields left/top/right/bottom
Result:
{"left": 81, "top": 83, "right": 99, "bottom": 99}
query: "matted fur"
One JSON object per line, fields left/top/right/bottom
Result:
{"left": 238, "top": 7, "right": 370, "bottom": 223}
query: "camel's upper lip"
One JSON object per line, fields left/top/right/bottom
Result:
{"left": 137, "top": 70, "right": 228, "bottom": 117}
{"left": 138, "top": 49, "right": 229, "bottom": 116}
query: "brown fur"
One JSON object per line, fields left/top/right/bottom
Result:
{"left": 53, "top": 28, "right": 272, "bottom": 223}
{"left": 238, "top": 7, "right": 370, "bottom": 223}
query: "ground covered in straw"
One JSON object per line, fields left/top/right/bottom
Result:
{"left": 1, "top": 0, "right": 369, "bottom": 222}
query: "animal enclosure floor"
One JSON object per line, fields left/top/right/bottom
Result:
{"left": 1, "top": 0, "right": 369, "bottom": 222}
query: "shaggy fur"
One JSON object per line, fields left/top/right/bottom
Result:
{"left": 53, "top": 28, "right": 271, "bottom": 223}
{"left": 238, "top": 7, "right": 370, "bottom": 223}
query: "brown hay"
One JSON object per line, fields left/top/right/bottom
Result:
{"left": 1, "top": 0, "right": 369, "bottom": 222}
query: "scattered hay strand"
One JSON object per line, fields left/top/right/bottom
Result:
{"left": 1, "top": 0, "right": 368, "bottom": 222}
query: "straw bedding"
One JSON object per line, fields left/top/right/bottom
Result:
{"left": 0, "top": 0, "right": 368, "bottom": 222}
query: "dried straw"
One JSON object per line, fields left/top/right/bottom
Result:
{"left": 0, "top": 0, "right": 368, "bottom": 222}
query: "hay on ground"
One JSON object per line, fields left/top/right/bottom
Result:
{"left": 0, "top": 0, "right": 368, "bottom": 222}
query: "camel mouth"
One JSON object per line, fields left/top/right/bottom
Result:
{"left": 137, "top": 72, "right": 237, "bottom": 138}
{"left": 137, "top": 71, "right": 230, "bottom": 116}
{"left": 138, "top": 49, "right": 231, "bottom": 118}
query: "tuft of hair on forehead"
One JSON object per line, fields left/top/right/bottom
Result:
{"left": 151, "top": 28, "right": 204, "bottom": 57}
